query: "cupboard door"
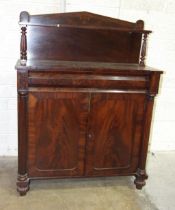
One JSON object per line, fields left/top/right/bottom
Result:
{"left": 85, "top": 93, "right": 146, "bottom": 176}
{"left": 28, "top": 91, "right": 89, "bottom": 177}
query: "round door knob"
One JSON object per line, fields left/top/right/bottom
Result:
{"left": 88, "top": 133, "right": 92, "bottom": 139}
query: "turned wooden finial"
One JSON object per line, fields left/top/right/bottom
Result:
{"left": 140, "top": 33, "right": 148, "bottom": 66}
{"left": 20, "top": 11, "right": 29, "bottom": 23}
{"left": 136, "top": 20, "right": 144, "bottom": 30}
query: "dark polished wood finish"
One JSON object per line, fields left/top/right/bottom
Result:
{"left": 17, "top": 70, "right": 29, "bottom": 195}
{"left": 85, "top": 93, "right": 147, "bottom": 176}
{"left": 28, "top": 91, "right": 89, "bottom": 177}
{"left": 16, "top": 11, "right": 162, "bottom": 195}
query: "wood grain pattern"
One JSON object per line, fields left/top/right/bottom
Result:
{"left": 85, "top": 93, "right": 146, "bottom": 176}
{"left": 28, "top": 73, "right": 148, "bottom": 90}
{"left": 27, "top": 26, "right": 141, "bottom": 63}
{"left": 28, "top": 91, "right": 89, "bottom": 177}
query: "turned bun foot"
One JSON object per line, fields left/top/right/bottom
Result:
{"left": 16, "top": 174, "right": 30, "bottom": 196}
{"left": 134, "top": 179, "right": 145, "bottom": 190}
{"left": 134, "top": 168, "right": 148, "bottom": 190}
{"left": 18, "top": 190, "right": 28, "bottom": 196}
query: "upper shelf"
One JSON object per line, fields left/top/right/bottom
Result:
{"left": 18, "top": 11, "right": 151, "bottom": 65}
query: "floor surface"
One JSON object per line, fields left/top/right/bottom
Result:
{"left": 0, "top": 152, "right": 174, "bottom": 210}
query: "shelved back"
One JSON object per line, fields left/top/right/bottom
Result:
{"left": 20, "top": 11, "right": 150, "bottom": 63}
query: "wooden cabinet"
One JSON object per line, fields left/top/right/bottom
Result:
{"left": 27, "top": 91, "right": 146, "bottom": 178}
{"left": 16, "top": 11, "right": 162, "bottom": 195}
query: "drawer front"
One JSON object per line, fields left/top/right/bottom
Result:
{"left": 28, "top": 72, "right": 149, "bottom": 90}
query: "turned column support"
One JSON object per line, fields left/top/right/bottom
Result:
{"left": 19, "top": 11, "right": 29, "bottom": 65}
{"left": 17, "top": 11, "right": 30, "bottom": 196}
{"left": 140, "top": 33, "right": 148, "bottom": 66}
{"left": 17, "top": 89, "right": 29, "bottom": 196}
{"left": 134, "top": 91, "right": 155, "bottom": 190}
{"left": 20, "top": 26, "right": 27, "bottom": 64}
{"left": 134, "top": 71, "right": 162, "bottom": 190}
{"left": 16, "top": 70, "right": 29, "bottom": 196}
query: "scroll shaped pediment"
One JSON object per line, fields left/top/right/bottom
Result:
{"left": 19, "top": 11, "right": 145, "bottom": 30}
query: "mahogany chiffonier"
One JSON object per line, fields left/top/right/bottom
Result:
{"left": 16, "top": 11, "right": 162, "bottom": 195}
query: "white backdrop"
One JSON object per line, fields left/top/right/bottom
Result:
{"left": 0, "top": 0, "right": 175, "bottom": 155}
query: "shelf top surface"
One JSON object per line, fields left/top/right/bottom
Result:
{"left": 15, "top": 60, "right": 163, "bottom": 74}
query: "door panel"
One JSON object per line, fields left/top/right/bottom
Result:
{"left": 85, "top": 93, "right": 146, "bottom": 176}
{"left": 28, "top": 91, "right": 89, "bottom": 177}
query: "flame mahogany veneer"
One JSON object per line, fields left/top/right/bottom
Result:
{"left": 16, "top": 11, "right": 162, "bottom": 196}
